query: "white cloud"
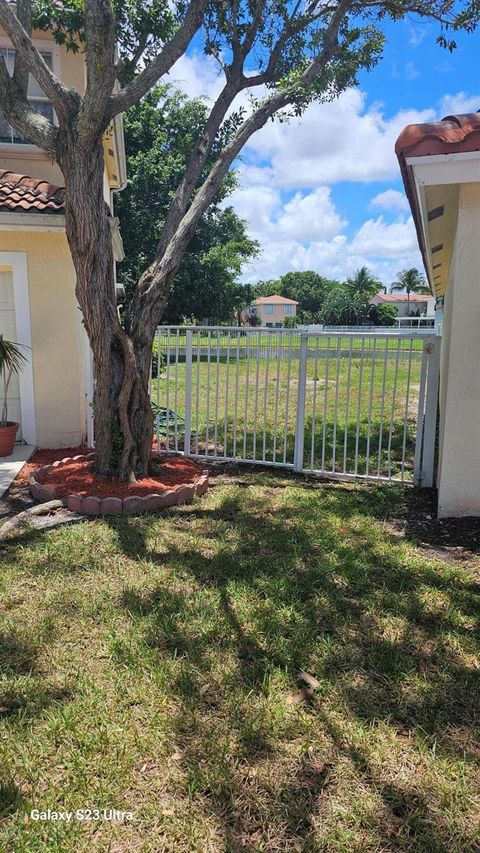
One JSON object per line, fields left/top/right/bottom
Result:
{"left": 349, "top": 216, "right": 418, "bottom": 258}
{"left": 370, "top": 189, "right": 410, "bottom": 213}
{"left": 231, "top": 178, "right": 421, "bottom": 285}
{"left": 244, "top": 88, "right": 435, "bottom": 188}
{"left": 168, "top": 51, "right": 225, "bottom": 102}
{"left": 228, "top": 179, "right": 345, "bottom": 243}
{"left": 408, "top": 24, "right": 428, "bottom": 48}
{"left": 239, "top": 231, "right": 422, "bottom": 286}
{"left": 276, "top": 189, "right": 347, "bottom": 241}
{"left": 405, "top": 62, "right": 420, "bottom": 81}
{"left": 439, "top": 92, "right": 480, "bottom": 117}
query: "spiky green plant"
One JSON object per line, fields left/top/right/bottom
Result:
{"left": 0, "top": 335, "right": 27, "bottom": 428}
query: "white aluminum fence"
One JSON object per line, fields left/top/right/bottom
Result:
{"left": 152, "top": 327, "right": 441, "bottom": 485}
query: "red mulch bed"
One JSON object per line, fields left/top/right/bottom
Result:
{"left": 15, "top": 447, "right": 92, "bottom": 486}
{"left": 16, "top": 447, "right": 203, "bottom": 499}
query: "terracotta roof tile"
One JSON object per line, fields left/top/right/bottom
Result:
{"left": 375, "top": 293, "right": 429, "bottom": 303}
{"left": 395, "top": 112, "right": 480, "bottom": 159}
{"left": 0, "top": 169, "right": 65, "bottom": 214}
{"left": 254, "top": 295, "right": 299, "bottom": 305}
{"left": 395, "top": 112, "right": 480, "bottom": 293}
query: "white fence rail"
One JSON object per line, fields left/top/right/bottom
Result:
{"left": 322, "top": 324, "right": 436, "bottom": 334}
{"left": 152, "top": 327, "right": 441, "bottom": 485}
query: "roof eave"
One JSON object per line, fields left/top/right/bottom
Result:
{"left": 0, "top": 210, "right": 65, "bottom": 230}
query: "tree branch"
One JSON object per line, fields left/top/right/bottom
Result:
{"left": 12, "top": 0, "right": 31, "bottom": 98}
{"left": 156, "top": 54, "right": 253, "bottom": 258}
{"left": 0, "top": 52, "right": 57, "bottom": 151}
{"left": 0, "top": 0, "right": 77, "bottom": 121}
{"left": 77, "top": 0, "right": 117, "bottom": 145}
{"left": 108, "top": 0, "right": 207, "bottom": 118}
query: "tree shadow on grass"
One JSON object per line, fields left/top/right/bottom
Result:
{"left": 0, "top": 628, "right": 73, "bottom": 725}
{"left": 0, "top": 780, "right": 25, "bottom": 820}
{"left": 112, "top": 485, "right": 480, "bottom": 850}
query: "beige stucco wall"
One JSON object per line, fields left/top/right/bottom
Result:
{"left": 0, "top": 229, "right": 88, "bottom": 447}
{"left": 437, "top": 182, "right": 480, "bottom": 517}
{"left": 255, "top": 302, "right": 297, "bottom": 325}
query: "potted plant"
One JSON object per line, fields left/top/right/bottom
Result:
{"left": 0, "top": 335, "right": 27, "bottom": 457}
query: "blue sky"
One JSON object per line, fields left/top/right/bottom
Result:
{"left": 170, "top": 17, "right": 479, "bottom": 286}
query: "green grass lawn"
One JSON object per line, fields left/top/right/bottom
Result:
{"left": 152, "top": 350, "right": 422, "bottom": 479}
{"left": 154, "top": 330, "right": 427, "bottom": 352}
{"left": 1, "top": 470, "right": 480, "bottom": 851}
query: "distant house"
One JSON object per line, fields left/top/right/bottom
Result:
{"left": 369, "top": 292, "right": 435, "bottom": 318}
{"left": 251, "top": 295, "right": 299, "bottom": 327}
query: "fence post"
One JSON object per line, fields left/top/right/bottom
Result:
{"left": 184, "top": 329, "right": 192, "bottom": 456}
{"left": 294, "top": 332, "right": 308, "bottom": 472}
{"left": 421, "top": 334, "right": 441, "bottom": 487}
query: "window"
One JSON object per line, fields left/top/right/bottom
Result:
{"left": 264, "top": 304, "right": 274, "bottom": 314}
{"left": 0, "top": 48, "right": 54, "bottom": 144}
{"left": 284, "top": 304, "right": 293, "bottom": 315}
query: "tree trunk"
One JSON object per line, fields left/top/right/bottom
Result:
{"left": 57, "top": 132, "right": 162, "bottom": 481}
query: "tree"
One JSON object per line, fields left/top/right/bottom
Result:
{"left": 0, "top": 0, "right": 475, "bottom": 481}
{"left": 367, "top": 302, "right": 398, "bottom": 326}
{"left": 319, "top": 288, "right": 360, "bottom": 326}
{"left": 116, "top": 87, "right": 258, "bottom": 325}
{"left": 345, "top": 266, "right": 381, "bottom": 320}
{"left": 390, "top": 267, "right": 430, "bottom": 315}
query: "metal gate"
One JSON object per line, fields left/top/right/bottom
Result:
{"left": 152, "top": 327, "right": 440, "bottom": 485}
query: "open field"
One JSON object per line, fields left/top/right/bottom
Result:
{"left": 151, "top": 346, "right": 425, "bottom": 480}
{"left": 1, "top": 471, "right": 480, "bottom": 852}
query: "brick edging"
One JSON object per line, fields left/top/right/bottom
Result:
{"left": 28, "top": 453, "right": 209, "bottom": 516}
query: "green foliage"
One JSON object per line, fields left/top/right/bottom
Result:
{"left": 283, "top": 315, "right": 297, "bottom": 328}
{"left": 368, "top": 302, "right": 398, "bottom": 326}
{"left": 248, "top": 312, "right": 262, "bottom": 327}
{"left": 319, "top": 288, "right": 361, "bottom": 326}
{"left": 115, "top": 87, "right": 258, "bottom": 324}
{"left": 32, "top": 0, "right": 177, "bottom": 71}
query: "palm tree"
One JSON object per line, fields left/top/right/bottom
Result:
{"left": 345, "top": 267, "right": 382, "bottom": 322}
{"left": 390, "top": 268, "right": 429, "bottom": 316}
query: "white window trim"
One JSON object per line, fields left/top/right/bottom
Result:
{"left": 0, "top": 252, "right": 36, "bottom": 444}
{"left": 0, "top": 36, "right": 61, "bottom": 156}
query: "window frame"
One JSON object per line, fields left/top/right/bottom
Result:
{"left": 0, "top": 38, "right": 61, "bottom": 153}
{"left": 284, "top": 304, "right": 294, "bottom": 315}
{"left": 263, "top": 304, "right": 274, "bottom": 314}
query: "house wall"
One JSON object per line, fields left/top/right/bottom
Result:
{"left": 370, "top": 294, "right": 429, "bottom": 317}
{"left": 255, "top": 303, "right": 297, "bottom": 325}
{"left": 437, "top": 182, "right": 480, "bottom": 517}
{"left": 0, "top": 230, "right": 87, "bottom": 447}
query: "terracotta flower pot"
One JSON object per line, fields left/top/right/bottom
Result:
{"left": 0, "top": 421, "right": 19, "bottom": 457}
